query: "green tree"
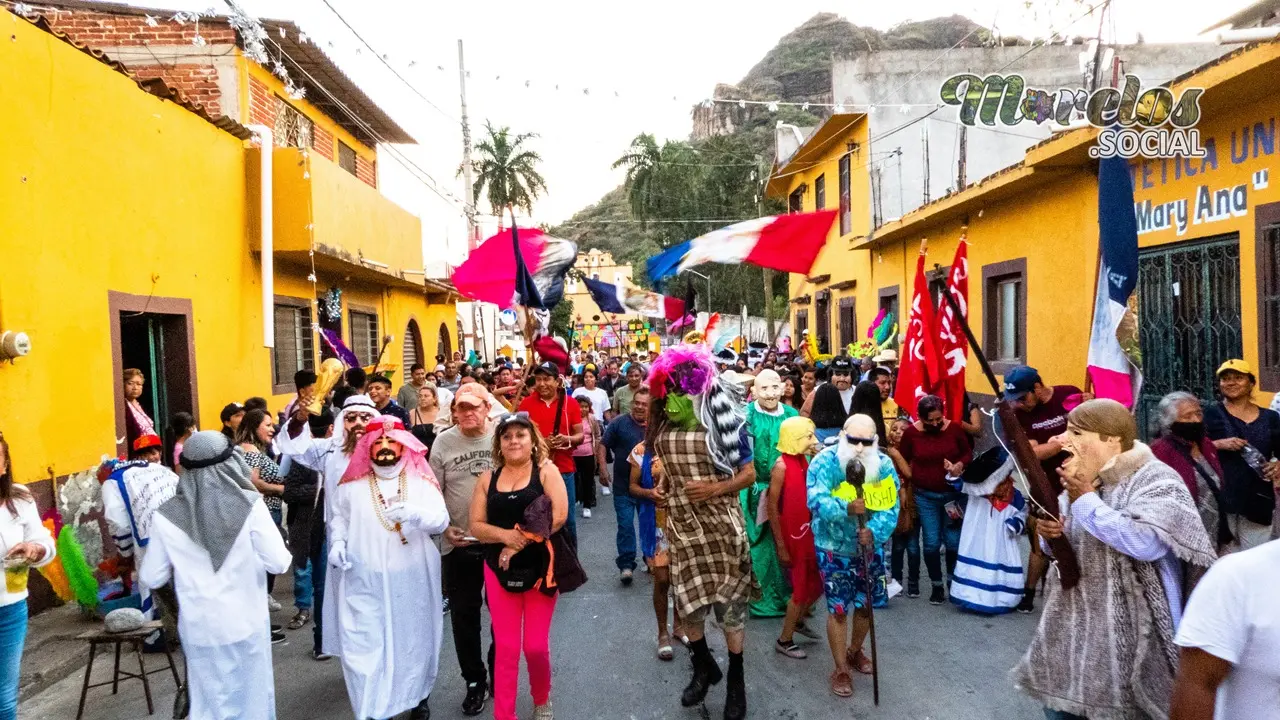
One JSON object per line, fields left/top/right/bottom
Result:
{"left": 612, "top": 133, "right": 661, "bottom": 222}
{"left": 549, "top": 298, "right": 575, "bottom": 342}
{"left": 469, "top": 122, "right": 548, "bottom": 225}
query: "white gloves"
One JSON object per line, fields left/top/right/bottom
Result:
{"left": 328, "top": 541, "right": 352, "bottom": 570}
{"left": 384, "top": 503, "right": 427, "bottom": 532}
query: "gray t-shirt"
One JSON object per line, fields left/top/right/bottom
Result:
{"left": 428, "top": 425, "right": 494, "bottom": 555}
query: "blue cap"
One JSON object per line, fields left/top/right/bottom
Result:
{"left": 1003, "top": 366, "right": 1041, "bottom": 400}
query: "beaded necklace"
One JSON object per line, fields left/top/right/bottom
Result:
{"left": 369, "top": 470, "right": 409, "bottom": 545}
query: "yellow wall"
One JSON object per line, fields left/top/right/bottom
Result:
{"left": 0, "top": 11, "right": 260, "bottom": 479}
{"left": 242, "top": 60, "right": 376, "bottom": 162}
{"left": 776, "top": 117, "right": 874, "bottom": 351}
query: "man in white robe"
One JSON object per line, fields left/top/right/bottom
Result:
{"left": 275, "top": 394, "right": 378, "bottom": 658}
{"left": 140, "top": 431, "right": 292, "bottom": 720}
{"left": 330, "top": 415, "right": 449, "bottom": 720}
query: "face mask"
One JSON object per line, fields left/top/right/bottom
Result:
{"left": 665, "top": 393, "right": 698, "bottom": 430}
{"left": 1171, "top": 421, "right": 1205, "bottom": 443}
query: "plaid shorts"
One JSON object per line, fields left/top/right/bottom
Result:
{"left": 685, "top": 599, "right": 749, "bottom": 632}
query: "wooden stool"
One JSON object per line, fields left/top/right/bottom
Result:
{"left": 75, "top": 621, "right": 181, "bottom": 720}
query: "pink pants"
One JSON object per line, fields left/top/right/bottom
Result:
{"left": 484, "top": 565, "right": 558, "bottom": 720}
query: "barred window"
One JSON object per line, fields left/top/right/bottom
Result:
{"left": 272, "top": 301, "right": 314, "bottom": 393}
{"left": 350, "top": 310, "right": 380, "bottom": 366}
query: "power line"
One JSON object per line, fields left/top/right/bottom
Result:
{"left": 317, "top": 0, "right": 461, "bottom": 128}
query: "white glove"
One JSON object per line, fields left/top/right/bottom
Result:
{"left": 384, "top": 503, "right": 426, "bottom": 532}
{"left": 328, "top": 541, "right": 351, "bottom": 570}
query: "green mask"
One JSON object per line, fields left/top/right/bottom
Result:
{"left": 665, "top": 393, "right": 698, "bottom": 430}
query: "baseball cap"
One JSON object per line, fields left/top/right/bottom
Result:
{"left": 1216, "top": 359, "right": 1254, "bottom": 378}
{"left": 1003, "top": 366, "right": 1041, "bottom": 400}
{"left": 131, "top": 434, "right": 163, "bottom": 454}
{"left": 454, "top": 383, "right": 492, "bottom": 408}
{"left": 829, "top": 356, "right": 855, "bottom": 374}
{"left": 219, "top": 402, "right": 244, "bottom": 423}
{"left": 532, "top": 361, "right": 559, "bottom": 377}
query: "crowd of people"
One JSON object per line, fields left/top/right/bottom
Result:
{"left": 0, "top": 343, "right": 1277, "bottom": 720}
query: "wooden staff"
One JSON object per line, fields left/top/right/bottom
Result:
{"left": 846, "top": 458, "right": 879, "bottom": 706}
{"left": 937, "top": 284, "right": 1082, "bottom": 588}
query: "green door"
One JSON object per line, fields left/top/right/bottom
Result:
{"left": 1135, "top": 234, "right": 1242, "bottom": 437}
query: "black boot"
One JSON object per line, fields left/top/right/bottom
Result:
{"left": 723, "top": 651, "right": 746, "bottom": 720}
{"left": 461, "top": 680, "right": 487, "bottom": 716}
{"left": 680, "top": 638, "right": 723, "bottom": 707}
{"left": 409, "top": 696, "right": 430, "bottom": 720}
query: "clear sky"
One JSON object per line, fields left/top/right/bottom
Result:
{"left": 120, "top": 0, "right": 1255, "bottom": 267}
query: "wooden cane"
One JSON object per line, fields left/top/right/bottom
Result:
{"left": 846, "top": 459, "right": 880, "bottom": 705}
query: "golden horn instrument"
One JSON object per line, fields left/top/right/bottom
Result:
{"left": 307, "top": 358, "right": 345, "bottom": 415}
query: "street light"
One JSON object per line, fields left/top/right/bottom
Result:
{"left": 686, "top": 269, "right": 712, "bottom": 312}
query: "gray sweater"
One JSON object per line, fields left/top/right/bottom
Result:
{"left": 428, "top": 425, "right": 494, "bottom": 554}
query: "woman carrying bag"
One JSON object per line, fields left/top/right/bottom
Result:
{"left": 468, "top": 413, "right": 573, "bottom": 720}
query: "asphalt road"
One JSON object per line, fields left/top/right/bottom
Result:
{"left": 22, "top": 496, "right": 1044, "bottom": 719}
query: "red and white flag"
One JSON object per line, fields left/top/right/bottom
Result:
{"left": 934, "top": 238, "right": 970, "bottom": 423}
{"left": 894, "top": 242, "right": 944, "bottom": 419}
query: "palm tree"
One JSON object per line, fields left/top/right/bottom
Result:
{"left": 612, "top": 133, "right": 662, "bottom": 223}
{"left": 470, "top": 122, "right": 548, "bottom": 225}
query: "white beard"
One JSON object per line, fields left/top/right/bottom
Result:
{"left": 836, "top": 436, "right": 880, "bottom": 472}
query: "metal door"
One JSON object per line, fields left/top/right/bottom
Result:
{"left": 1135, "top": 234, "right": 1242, "bottom": 437}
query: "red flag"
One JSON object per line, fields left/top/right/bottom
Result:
{"left": 894, "top": 243, "right": 943, "bottom": 418}
{"left": 935, "top": 238, "right": 970, "bottom": 422}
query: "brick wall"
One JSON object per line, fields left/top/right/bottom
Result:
{"left": 42, "top": 10, "right": 236, "bottom": 48}
{"left": 313, "top": 125, "right": 335, "bottom": 162}
{"left": 355, "top": 154, "right": 376, "bottom": 188}
{"left": 42, "top": 10, "right": 236, "bottom": 115}
{"left": 248, "top": 74, "right": 276, "bottom": 128}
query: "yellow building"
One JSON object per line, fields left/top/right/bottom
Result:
{"left": 772, "top": 39, "right": 1280, "bottom": 432}
{"left": 565, "top": 248, "right": 651, "bottom": 352}
{"left": 766, "top": 114, "right": 873, "bottom": 355}
{"left": 0, "top": 6, "right": 455, "bottom": 530}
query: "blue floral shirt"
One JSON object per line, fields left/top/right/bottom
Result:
{"left": 805, "top": 446, "right": 899, "bottom": 556}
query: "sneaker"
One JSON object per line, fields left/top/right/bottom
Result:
{"left": 267, "top": 596, "right": 282, "bottom": 612}
{"left": 582, "top": 507, "right": 592, "bottom": 519}
{"left": 270, "top": 630, "right": 286, "bottom": 645}
{"left": 907, "top": 581, "right": 920, "bottom": 598}
{"left": 442, "top": 596, "right": 451, "bottom": 614}
{"left": 620, "top": 568, "right": 634, "bottom": 586}
{"left": 461, "top": 681, "right": 487, "bottom": 716}
{"left": 312, "top": 649, "right": 334, "bottom": 661}
{"left": 532, "top": 702, "right": 554, "bottom": 720}
{"left": 929, "top": 585, "right": 945, "bottom": 605}
{"left": 602, "top": 485, "right": 611, "bottom": 496}
{"left": 1016, "top": 590, "right": 1035, "bottom": 614}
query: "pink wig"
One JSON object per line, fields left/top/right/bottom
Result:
{"left": 648, "top": 343, "right": 716, "bottom": 399}
{"left": 340, "top": 415, "right": 438, "bottom": 489}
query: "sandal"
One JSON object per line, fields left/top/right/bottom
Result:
{"left": 774, "top": 638, "right": 806, "bottom": 659}
{"left": 287, "top": 610, "right": 311, "bottom": 630}
{"left": 657, "top": 637, "right": 674, "bottom": 662}
{"left": 794, "top": 621, "right": 820, "bottom": 640}
{"left": 845, "top": 648, "right": 874, "bottom": 675}
{"left": 830, "top": 670, "right": 853, "bottom": 697}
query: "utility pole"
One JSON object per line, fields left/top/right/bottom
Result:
{"left": 757, "top": 156, "right": 775, "bottom": 340}
{"left": 921, "top": 125, "right": 931, "bottom": 205}
{"left": 458, "top": 39, "right": 486, "bottom": 359}
{"left": 957, "top": 126, "right": 967, "bottom": 190}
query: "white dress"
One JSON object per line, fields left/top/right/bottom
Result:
{"left": 330, "top": 472, "right": 449, "bottom": 720}
{"left": 950, "top": 475, "right": 1028, "bottom": 615}
{"left": 101, "top": 463, "right": 178, "bottom": 619}
{"left": 139, "top": 500, "right": 292, "bottom": 720}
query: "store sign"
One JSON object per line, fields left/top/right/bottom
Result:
{"left": 1135, "top": 171, "right": 1269, "bottom": 236}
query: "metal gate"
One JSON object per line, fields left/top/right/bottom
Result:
{"left": 1135, "top": 234, "right": 1242, "bottom": 436}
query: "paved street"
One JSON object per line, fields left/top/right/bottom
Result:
{"left": 23, "top": 501, "right": 1043, "bottom": 720}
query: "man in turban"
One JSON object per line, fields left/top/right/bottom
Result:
{"left": 276, "top": 394, "right": 378, "bottom": 660}
{"left": 806, "top": 414, "right": 899, "bottom": 699}
{"left": 742, "top": 369, "right": 797, "bottom": 618}
{"left": 331, "top": 415, "right": 449, "bottom": 720}
{"left": 139, "top": 431, "right": 292, "bottom": 720}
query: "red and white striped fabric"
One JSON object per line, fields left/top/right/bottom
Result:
{"left": 677, "top": 211, "right": 837, "bottom": 275}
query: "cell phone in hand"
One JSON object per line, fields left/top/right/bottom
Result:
{"left": 462, "top": 536, "right": 479, "bottom": 543}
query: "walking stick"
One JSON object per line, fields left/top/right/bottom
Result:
{"left": 845, "top": 459, "right": 879, "bottom": 705}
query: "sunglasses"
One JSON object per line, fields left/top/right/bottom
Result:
{"left": 497, "top": 411, "right": 532, "bottom": 429}
{"left": 844, "top": 435, "right": 876, "bottom": 446}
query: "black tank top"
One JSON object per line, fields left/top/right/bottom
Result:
{"left": 485, "top": 465, "right": 550, "bottom": 583}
